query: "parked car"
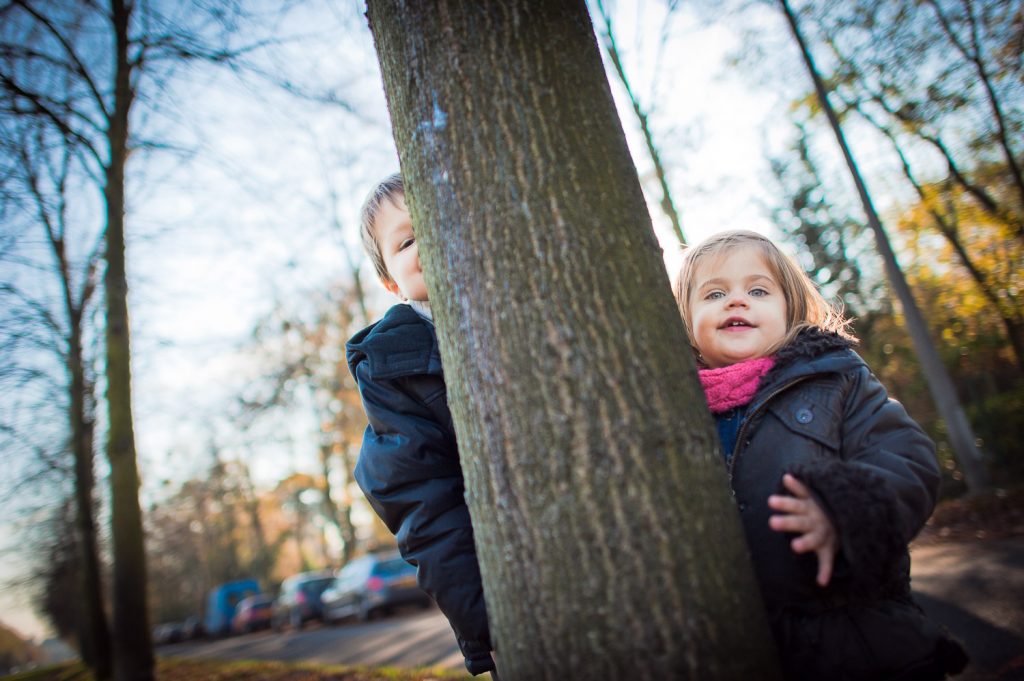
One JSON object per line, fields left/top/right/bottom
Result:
{"left": 152, "top": 622, "right": 184, "bottom": 645}
{"left": 181, "top": 614, "right": 205, "bottom": 640}
{"left": 321, "top": 552, "right": 432, "bottom": 623}
{"left": 271, "top": 571, "right": 335, "bottom": 631}
{"left": 231, "top": 594, "right": 274, "bottom": 633}
{"left": 204, "top": 579, "right": 260, "bottom": 637}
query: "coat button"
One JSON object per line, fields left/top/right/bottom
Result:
{"left": 738, "top": 502, "right": 748, "bottom": 512}
{"left": 795, "top": 408, "right": 814, "bottom": 424}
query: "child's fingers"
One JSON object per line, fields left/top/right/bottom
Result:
{"left": 781, "top": 473, "right": 812, "bottom": 499}
{"left": 770, "top": 513, "right": 813, "bottom": 534}
{"left": 816, "top": 546, "right": 835, "bottom": 586}
{"left": 767, "top": 494, "right": 805, "bottom": 513}
{"left": 790, "top": 528, "right": 826, "bottom": 552}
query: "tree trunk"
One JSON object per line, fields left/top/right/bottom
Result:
{"left": 366, "top": 2, "right": 781, "bottom": 679}
{"left": 69, "top": 327, "right": 113, "bottom": 680}
{"left": 104, "top": 2, "right": 154, "bottom": 679}
{"left": 779, "top": 0, "right": 992, "bottom": 493}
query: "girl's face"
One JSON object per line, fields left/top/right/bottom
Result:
{"left": 689, "top": 245, "right": 788, "bottom": 368}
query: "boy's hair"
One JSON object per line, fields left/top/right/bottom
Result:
{"left": 673, "top": 229, "right": 855, "bottom": 359}
{"left": 359, "top": 172, "right": 405, "bottom": 283}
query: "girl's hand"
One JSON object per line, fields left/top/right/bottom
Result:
{"left": 767, "top": 473, "right": 839, "bottom": 587}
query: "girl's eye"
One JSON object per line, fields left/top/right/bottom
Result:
{"left": 749, "top": 287, "right": 768, "bottom": 297}
{"left": 705, "top": 291, "right": 724, "bottom": 300}
{"left": 399, "top": 237, "right": 415, "bottom": 251}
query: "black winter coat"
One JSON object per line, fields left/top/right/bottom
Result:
{"left": 347, "top": 304, "right": 492, "bottom": 675}
{"left": 728, "top": 329, "right": 966, "bottom": 680}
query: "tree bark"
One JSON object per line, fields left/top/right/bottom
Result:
{"left": 104, "top": 1, "right": 154, "bottom": 679}
{"left": 779, "top": 0, "right": 992, "bottom": 493}
{"left": 366, "top": 2, "right": 781, "bottom": 679}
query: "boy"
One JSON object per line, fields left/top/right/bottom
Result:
{"left": 346, "top": 173, "right": 495, "bottom": 676}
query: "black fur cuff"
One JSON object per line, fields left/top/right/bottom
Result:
{"left": 787, "top": 458, "right": 907, "bottom": 594}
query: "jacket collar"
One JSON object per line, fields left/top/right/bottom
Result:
{"left": 758, "top": 327, "right": 861, "bottom": 395}
{"left": 346, "top": 303, "right": 442, "bottom": 380}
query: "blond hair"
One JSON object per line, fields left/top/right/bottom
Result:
{"left": 358, "top": 172, "right": 404, "bottom": 284}
{"left": 672, "top": 229, "right": 855, "bottom": 360}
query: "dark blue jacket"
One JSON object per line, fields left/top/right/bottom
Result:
{"left": 347, "top": 303, "right": 493, "bottom": 675}
{"left": 723, "top": 329, "right": 966, "bottom": 680}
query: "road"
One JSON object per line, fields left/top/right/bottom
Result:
{"left": 160, "top": 608, "right": 464, "bottom": 672}
{"left": 912, "top": 537, "right": 1024, "bottom": 680}
{"left": 161, "top": 537, "right": 1024, "bottom": 678}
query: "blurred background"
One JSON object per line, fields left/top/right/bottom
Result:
{"left": 0, "top": 0, "right": 1020, "bottom": 670}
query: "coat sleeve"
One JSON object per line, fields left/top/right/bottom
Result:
{"left": 352, "top": 361, "right": 494, "bottom": 675}
{"left": 789, "top": 363, "right": 941, "bottom": 592}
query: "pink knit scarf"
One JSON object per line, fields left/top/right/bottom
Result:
{"left": 698, "top": 356, "right": 776, "bottom": 414}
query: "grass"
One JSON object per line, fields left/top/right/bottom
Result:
{"left": 3, "top": 658, "right": 473, "bottom": 681}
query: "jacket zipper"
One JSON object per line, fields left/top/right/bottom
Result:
{"left": 727, "top": 375, "right": 811, "bottom": 481}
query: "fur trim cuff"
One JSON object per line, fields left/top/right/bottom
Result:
{"left": 787, "top": 458, "right": 907, "bottom": 594}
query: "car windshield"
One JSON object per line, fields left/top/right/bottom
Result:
{"left": 301, "top": 577, "right": 335, "bottom": 594}
{"left": 373, "top": 558, "right": 414, "bottom": 576}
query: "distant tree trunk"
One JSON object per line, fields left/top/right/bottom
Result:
{"left": 595, "top": 0, "right": 686, "bottom": 246}
{"left": 319, "top": 441, "right": 356, "bottom": 564}
{"left": 779, "top": 0, "right": 992, "bottom": 493}
{"left": 69, "top": 328, "right": 113, "bottom": 680}
{"left": 367, "top": 2, "right": 781, "bottom": 679}
{"left": 104, "top": 2, "right": 154, "bottom": 679}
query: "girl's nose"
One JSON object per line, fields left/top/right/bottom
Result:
{"left": 726, "top": 292, "right": 748, "bottom": 308}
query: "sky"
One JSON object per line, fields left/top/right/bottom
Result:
{"left": 0, "top": 1, "right": 819, "bottom": 643}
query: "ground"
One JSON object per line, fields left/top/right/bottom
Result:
{"left": 8, "top": 486, "right": 1024, "bottom": 681}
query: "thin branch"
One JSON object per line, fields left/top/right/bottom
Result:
{"left": 923, "top": 0, "right": 1024, "bottom": 211}
{"left": 9, "top": 0, "right": 111, "bottom": 121}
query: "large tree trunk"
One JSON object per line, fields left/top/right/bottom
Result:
{"left": 366, "top": 2, "right": 781, "bottom": 679}
{"left": 104, "top": 2, "right": 154, "bottom": 679}
{"left": 779, "top": 0, "right": 992, "bottom": 493}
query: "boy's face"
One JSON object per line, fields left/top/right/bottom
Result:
{"left": 376, "top": 194, "right": 428, "bottom": 302}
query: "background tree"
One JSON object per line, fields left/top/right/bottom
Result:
{"left": 0, "top": 78, "right": 111, "bottom": 681}
{"left": 765, "top": 122, "right": 967, "bottom": 490}
{"left": 778, "top": 0, "right": 992, "bottom": 492}
{"left": 801, "top": 0, "right": 1024, "bottom": 366}
{"left": 0, "top": 3, "right": 331, "bottom": 675}
{"left": 368, "top": 1, "right": 781, "bottom": 678}
{"left": 239, "top": 277, "right": 377, "bottom": 566}
{"left": 593, "top": 0, "right": 687, "bottom": 245}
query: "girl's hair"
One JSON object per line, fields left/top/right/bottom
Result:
{"left": 358, "top": 172, "right": 404, "bottom": 283}
{"left": 672, "top": 229, "right": 855, "bottom": 359}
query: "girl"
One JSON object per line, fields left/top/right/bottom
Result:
{"left": 674, "top": 230, "right": 967, "bottom": 680}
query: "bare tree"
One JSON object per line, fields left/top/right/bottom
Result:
{"left": 778, "top": 0, "right": 992, "bottom": 493}
{"left": 367, "top": 1, "right": 781, "bottom": 678}
{"left": 593, "top": 0, "right": 687, "bottom": 245}
{"left": 0, "top": 2, "right": 320, "bottom": 678}
{"left": 0, "top": 110, "right": 111, "bottom": 677}
{"left": 788, "top": 0, "right": 1024, "bottom": 367}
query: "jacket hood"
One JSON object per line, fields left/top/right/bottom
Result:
{"left": 346, "top": 303, "right": 440, "bottom": 381}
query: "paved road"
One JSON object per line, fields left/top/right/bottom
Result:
{"left": 912, "top": 537, "right": 1024, "bottom": 680}
{"left": 160, "top": 608, "right": 464, "bottom": 672}
{"left": 162, "top": 537, "right": 1024, "bottom": 678}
